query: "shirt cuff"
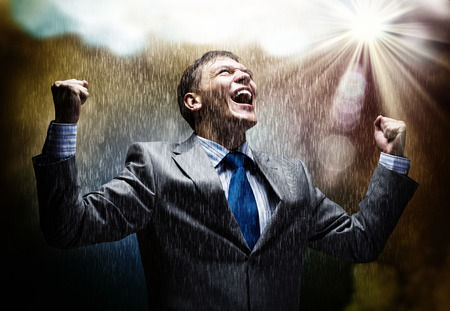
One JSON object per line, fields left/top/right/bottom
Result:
{"left": 379, "top": 152, "right": 411, "bottom": 175}
{"left": 44, "top": 122, "right": 78, "bottom": 158}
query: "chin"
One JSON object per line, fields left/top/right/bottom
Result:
{"left": 235, "top": 116, "right": 258, "bottom": 131}
{"left": 219, "top": 114, "right": 257, "bottom": 133}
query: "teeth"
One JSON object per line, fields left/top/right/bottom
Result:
{"left": 236, "top": 90, "right": 252, "bottom": 99}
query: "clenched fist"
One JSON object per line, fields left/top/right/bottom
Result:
{"left": 374, "top": 115, "right": 407, "bottom": 157}
{"left": 51, "top": 79, "right": 89, "bottom": 123}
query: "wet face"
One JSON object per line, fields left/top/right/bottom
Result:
{"left": 195, "top": 57, "right": 258, "bottom": 133}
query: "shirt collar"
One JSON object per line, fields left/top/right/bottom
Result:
{"left": 196, "top": 135, "right": 254, "bottom": 168}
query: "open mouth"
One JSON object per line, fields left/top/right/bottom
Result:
{"left": 231, "top": 89, "right": 253, "bottom": 106}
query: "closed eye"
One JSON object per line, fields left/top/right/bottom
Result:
{"left": 216, "top": 66, "right": 254, "bottom": 79}
{"left": 218, "top": 68, "right": 231, "bottom": 75}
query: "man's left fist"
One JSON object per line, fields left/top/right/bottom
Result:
{"left": 374, "top": 116, "right": 407, "bottom": 157}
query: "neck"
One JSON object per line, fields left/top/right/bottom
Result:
{"left": 196, "top": 123, "right": 247, "bottom": 150}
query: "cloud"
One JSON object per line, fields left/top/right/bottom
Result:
{"left": 9, "top": 0, "right": 444, "bottom": 56}
{"left": 9, "top": 0, "right": 323, "bottom": 56}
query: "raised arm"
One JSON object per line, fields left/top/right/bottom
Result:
{"left": 33, "top": 80, "right": 155, "bottom": 249}
{"left": 307, "top": 116, "right": 418, "bottom": 262}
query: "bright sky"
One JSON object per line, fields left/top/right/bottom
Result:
{"left": 10, "top": 0, "right": 447, "bottom": 56}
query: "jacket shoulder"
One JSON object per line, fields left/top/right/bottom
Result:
{"left": 127, "top": 141, "right": 179, "bottom": 155}
{"left": 253, "top": 150, "right": 306, "bottom": 172}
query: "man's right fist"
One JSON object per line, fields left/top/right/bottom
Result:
{"left": 51, "top": 79, "right": 89, "bottom": 123}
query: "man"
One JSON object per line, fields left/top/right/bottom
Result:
{"left": 33, "top": 51, "right": 418, "bottom": 310}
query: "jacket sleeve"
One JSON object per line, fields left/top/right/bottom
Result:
{"left": 306, "top": 162, "right": 419, "bottom": 262}
{"left": 32, "top": 143, "right": 156, "bottom": 249}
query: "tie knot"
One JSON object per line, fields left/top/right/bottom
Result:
{"left": 224, "top": 152, "right": 248, "bottom": 169}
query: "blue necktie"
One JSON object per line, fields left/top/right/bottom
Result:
{"left": 224, "top": 152, "right": 260, "bottom": 249}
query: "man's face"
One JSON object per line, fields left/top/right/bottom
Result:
{"left": 196, "top": 57, "right": 258, "bottom": 132}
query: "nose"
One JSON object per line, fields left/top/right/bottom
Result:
{"left": 234, "top": 70, "right": 251, "bottom": 85}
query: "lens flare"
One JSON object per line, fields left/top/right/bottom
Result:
{"left": 331, "top": 69, "right": 366, "bottom": 131}
{"left": 318, "top": 135, "right": 356, "bottom": 172}
{"left": 303, "top": 0, "right": 447, "bottom": 122}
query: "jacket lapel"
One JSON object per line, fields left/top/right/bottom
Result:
{"left": 252, "top": 151, "right": 290, "bottom": 250}
{"left": 172, "top": 134, "right": 225, "bottom": 204}
{"left": 172, "top": 134, "right": 250, "bottom": 253}
{"left": 252, "top": 151, "right": 285, "bottom": 205}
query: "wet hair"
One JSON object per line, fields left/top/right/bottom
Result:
{"left": 177, "top": 51, "right": 240, "bottom": 130}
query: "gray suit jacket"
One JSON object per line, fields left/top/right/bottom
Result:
{"left": 33, "top": 133, "right": 418, "bottom": 310}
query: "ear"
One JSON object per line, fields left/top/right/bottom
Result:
{"left": 184, "top": 93, "right": 202, "bottom": 112}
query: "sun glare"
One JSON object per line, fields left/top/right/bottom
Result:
{"left": 350, "top": 8, "right": 385, "bottom": 43}
{"left": 315, "top": 0, "right": 438, "bottom": 118}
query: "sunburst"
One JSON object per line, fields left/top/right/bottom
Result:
{"left": 308, "top": 0, "right": 444, "bottom": 118}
